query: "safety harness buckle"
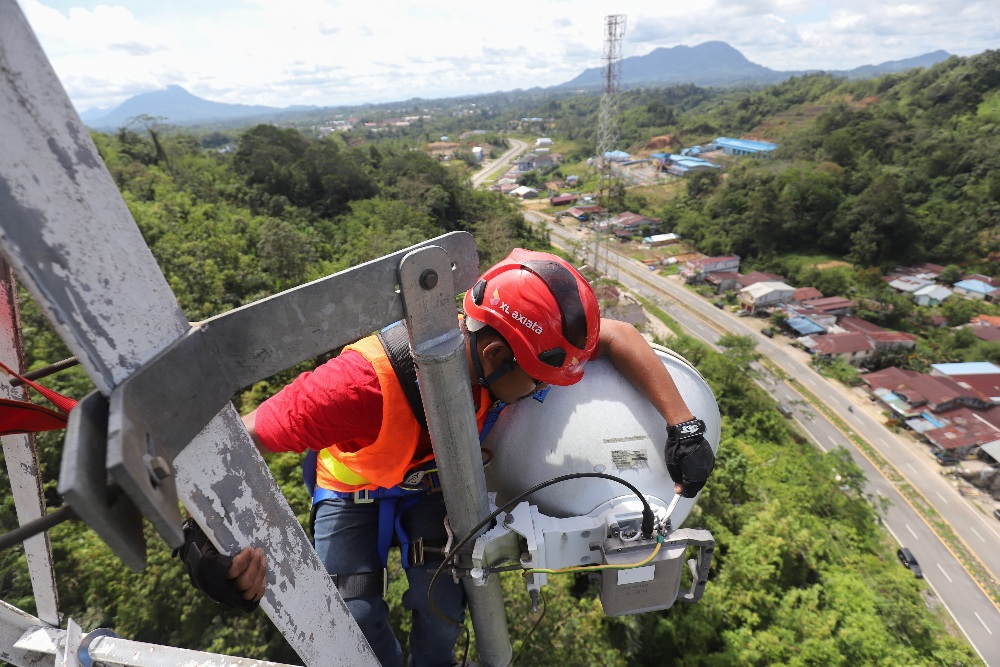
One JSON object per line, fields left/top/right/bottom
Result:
{"left": 400, "top": 466, "right": 440, "bottom": 492}
{"left": 353, "top": 489, "right": 375, "bottom": 503}
{"left": 409, "top": 537, "right": 425, "bottom": 567}
{"left": 407, "top": 536, "right": 447, "bottom": 568}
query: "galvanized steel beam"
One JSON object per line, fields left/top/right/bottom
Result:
{"left": 399, "top": 247, "right": 513, "bottom": 666}
{"left": 0, "top": 258, "right": 59, "bottom": 627}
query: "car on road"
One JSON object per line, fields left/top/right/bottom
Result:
{"left": 761, "top": 328, "right": 774, "bottom": 338}
{"left": 994, "top": 509, "right": 1000, "bottom": 522}
{"left": 897, "top": 547, "right": 923, "bottom": 578}
{"left": 777, "top": 403, "right": 793, "bottom": 419}
{"left": 713, "top": 300, "right": 725, "bottom": 309}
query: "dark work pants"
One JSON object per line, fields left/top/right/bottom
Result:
{"left": 312, "top": 493, "right": 466, "bottom": 667}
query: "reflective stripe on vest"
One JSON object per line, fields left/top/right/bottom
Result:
{"left": 316, "top": 334, "right": 427, "bottom": 492}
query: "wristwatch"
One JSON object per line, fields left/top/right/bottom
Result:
{"left": 667, "top": 418, "right": 706, "bottom": 444}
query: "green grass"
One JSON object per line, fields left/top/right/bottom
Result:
{"left": 977, "top": 90, "right": 1000, "bottom": 122}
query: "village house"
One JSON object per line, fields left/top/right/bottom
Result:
{"left": 913, "top": 283, "right": 953, "bottom": 307}
{"left": 681, "top": 255, "right": 741, "bottom": 283}
{"left": 609, "top": 212, "right": 662, "bottom": 234}
{"left": 549, "top": 193, "right": 578, "bottom": 206}
{"left": 800, "top": 296, "right": 853, "bottom": 318}
{"left": 861, "top": 366, "right": 1000, "bottom": 458}
{"left": 738, "top": 271, "right": 784, "bottom": 288}
{"left": 930, "top": 362, "right": 1000, "bottom": 404}
{"left": 738, "top": 280, "right": 795, "bottom": 313}
{"left": 705, "top": 271, "right": 741, "bottom": 293}
{"left": 806, "top": 332, "right": 875, "bottom": 365}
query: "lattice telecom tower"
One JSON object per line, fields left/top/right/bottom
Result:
{"left": 594, "top": 14, "right": 626, "bottom": 277}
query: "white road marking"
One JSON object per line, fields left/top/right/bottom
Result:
{"left": 827, "top": 436, "right": 838, "bottom": 450}
{"left": 936, "top": 492, "right": 949, "bottom": 505}
{"left": 936, "top": 563, "right": 952, "bottom": 583}
{"left": 880, "top": 439, "right": 891, "bottom": 448}
{"left": 907, "top": 462, "right": 918, "bottom": 473}
{"left": 975, "top": 612, "right": 992, "bottom": 635}
{"left": 906, "top": 524, "right": 918, "bottom": 539}
{"left": 970, "top": 526, "right": 985, "bottom": 542}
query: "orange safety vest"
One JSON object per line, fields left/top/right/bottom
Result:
{"left": 315, "top": 334, "right": 492, "bottom": 492}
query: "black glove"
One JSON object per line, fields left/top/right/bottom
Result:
{"left": 665, "top": 419, "right": 715, "bottom": 498}
{"left": 174, "top": 518, "right": 259, "bottom": 613}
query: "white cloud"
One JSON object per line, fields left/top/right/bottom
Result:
{"left": 12, "top": 0, "right": 1000, "bottom": 111}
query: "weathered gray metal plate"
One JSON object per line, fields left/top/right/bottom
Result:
{"left": 58, "top": 392, "right": 146, "bottom": 571}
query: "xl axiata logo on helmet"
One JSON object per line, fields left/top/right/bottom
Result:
{"left": 491, "top": 289, "right": 543, "bottom": 335}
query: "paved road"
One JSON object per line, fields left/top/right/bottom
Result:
{"left": 539, "top": 218, "right": 999, "bottom": 665}
{"left": 471, "top": 138, "right": 527, "bottom": 187}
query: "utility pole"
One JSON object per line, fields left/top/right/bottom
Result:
{"left": 594, "top": 14, "right": 625, "bottom": 277}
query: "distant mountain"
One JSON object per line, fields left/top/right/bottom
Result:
{"left": 81, "top": 45, "right": 954, "bottom": 130}
{"left": 82, "top": 85, "right": 300, "bottom": 129}
{"left": 842, "top": 49, "right": 952, "bottom": 79}
{"left": 563, "top": 42, "right": 783, "bottom": 88}
{"left": 560, "top": 41, "right": 952, "bottom": 89}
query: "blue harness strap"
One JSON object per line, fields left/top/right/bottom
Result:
{"left": 298, "top": 361, "right": 549, "bottom": 570}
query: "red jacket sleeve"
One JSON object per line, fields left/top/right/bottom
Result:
{"left": 254, "top": 350, "right": 383, "bottom": 454}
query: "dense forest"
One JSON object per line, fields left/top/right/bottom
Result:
{"left": 3, "top": 49, "right": 998, "bottom": 666}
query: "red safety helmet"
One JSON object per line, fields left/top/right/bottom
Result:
{"left": 464, "top": 249, "right": 600, "bottom": 386}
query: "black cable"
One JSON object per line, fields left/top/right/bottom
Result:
{"left": 507, "top": 588, "right": 546, "bottom": 666}
{"left": 0, "top": 505, "right": 78, "bottom": 552}
{"left": 9, "top": 356, "right": 79, "bottom": 385}
{"left": 428, "top": 472, "right": 654, "bottom": 632}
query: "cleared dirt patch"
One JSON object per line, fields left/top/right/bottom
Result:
{"left": 815, "top": 260, "right": 852, "bottom": 270}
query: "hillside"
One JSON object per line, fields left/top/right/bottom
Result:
{"left": 3, "top": 48, "right": 998, "bottom": 666}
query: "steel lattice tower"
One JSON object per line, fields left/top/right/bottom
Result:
{"left": 594, "top": 14, "right": 625, "bottom": 277}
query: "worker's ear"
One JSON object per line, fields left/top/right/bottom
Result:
{"left": 480, "top": 338, "right": 513, "bottom": 371}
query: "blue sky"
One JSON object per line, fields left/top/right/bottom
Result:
{"left": 15, "top": 0, "right": 999, "bottom": 113}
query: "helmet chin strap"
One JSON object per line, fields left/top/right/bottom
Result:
{"left": 469, "top": 330, "right": 516, "bottom": 389}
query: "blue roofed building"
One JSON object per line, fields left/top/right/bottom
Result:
{"left": 953, "top": 279, "right": 997, "bottom": 300}
{"left": 786, "top": 316, "right": 826, "bottom": 336}
{"left": 714, "top": 137, "right": 777, "bottom": 157}
{"left": 665, "top": 154, "right": 721, "bottom": 177}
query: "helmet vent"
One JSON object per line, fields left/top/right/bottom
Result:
{"left": 521, "top": 260, "right": 588, "bottom": 350}
{"left": 471, "top": 279, "right": 487, "bottom": 305}
{"left": 537, "top": 348, "right": 567, "bottom": 368}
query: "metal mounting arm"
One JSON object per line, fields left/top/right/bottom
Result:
{"left": 58, "top": 232, "right": 478, "bottom": 569}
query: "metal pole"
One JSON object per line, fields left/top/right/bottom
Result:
{"left": 398, "top": 247, "right": 513, "bottom": 666}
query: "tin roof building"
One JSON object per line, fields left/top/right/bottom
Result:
{"left": 714, "top": 137, "right": 777, "bottom": 157}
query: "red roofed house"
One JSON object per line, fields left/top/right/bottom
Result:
{"left": 738, "top": 271, "right": 784, "bottom": 288}
{"left": 862, "top": 367, "right": 993, "bottom": 414}
{"left": 705, "top": 271, "right": 741, "bottom": 293}
{"left": 838, "top": 316, "right": 884, "bottom": 335}
{"left": 969, "top": 315, "right": 1000, "bottom": 342}
{"left": 550, "top": 193, "right": 578, "bottom": 206}
{"left": 801, "top": 296, "right": 853, "bottom": 317}
{"left": 810, "top": 332, "right": 875, "bottom": 365}
{"left": 681, "top": 255, "right": 741, "bottom": 283}
{"left": 793, "top": 287, "right": 824, "bottom": 302}
{"left": 565, "top": 205, "right": 605, "bottom": 221}
{"left": 921, "top": 406, "right": 1000, "bottom": 457}
{"left": 866, "top": 330, "right": 918, "bottom": 352}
